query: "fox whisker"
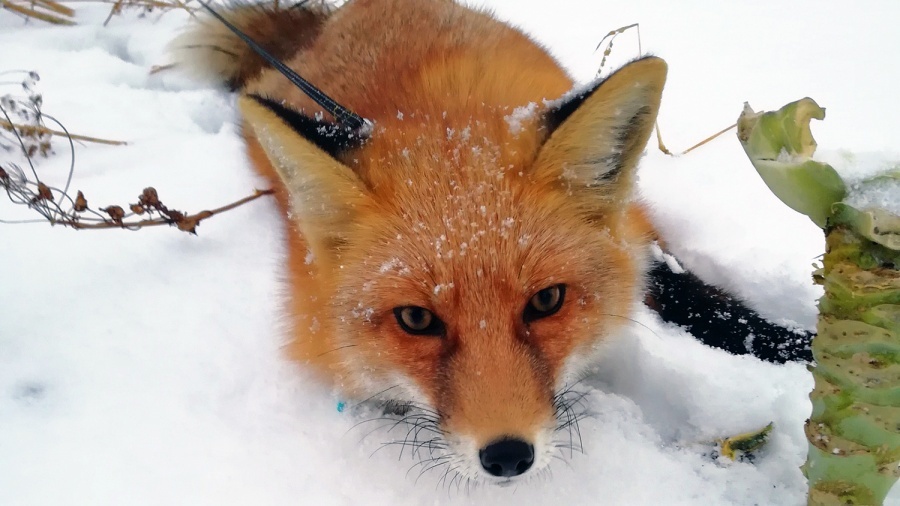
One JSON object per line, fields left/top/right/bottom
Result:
{"left": 315, "top": 343, "right": 357, "bottom": 358}
{"left": 601, "top": 312, "right": 663, "bottom": 339}
{"left": 346, "top": 384, "right": 401, "bottom": 412}
{"left": 414, "top": 457, "right": 451, "bottom": 485}
{"left": 551, "top": 383, "right": 593, "bottom": 459}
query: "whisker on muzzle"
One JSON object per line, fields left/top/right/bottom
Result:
{"left": 410, "top": 455, "right": 452, "bottom": 484}
{"left": 342, "top": 397, "right": 462, "bottom": 487}
{"left": 344, "top": 382, "right": 598, "bottom": 490}
{"left": 551, "top": 383, "right": 594, "bottom": 459}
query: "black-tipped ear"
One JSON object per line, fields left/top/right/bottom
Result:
{"left": 239, "top": 95, "right": 373, "bottom": 264}
{"left": 248, "top": 95, "right": 368, "bottom": 160}
{"left": 544, "top": 81, "right": 603, "bottom": 133}
{"left": 531, "top": 57, "right": 666, "bottom": 211}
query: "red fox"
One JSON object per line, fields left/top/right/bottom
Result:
{"left": 165, "top": 0, "right": 841, "bottom": 486}
{"left": 171, "top": 0, "right": 665, "bottom": 481}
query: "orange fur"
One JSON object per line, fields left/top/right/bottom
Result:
{"left": 175, "top": 0, "right": 667, "bottom": 478}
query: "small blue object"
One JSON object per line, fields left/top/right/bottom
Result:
{"left": 336, "top": 401, "right": 346, "bottom": 413}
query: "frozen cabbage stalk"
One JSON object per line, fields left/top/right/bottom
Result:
{"left": 739, "top": 99, "right": 900, "bottom": 505}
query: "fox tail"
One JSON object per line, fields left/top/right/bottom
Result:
{"left": 167, "top": 1, "right": 332, "bottom": 90}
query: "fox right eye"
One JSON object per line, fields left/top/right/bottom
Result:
{"left": 393, "top": 306, "right": 445, "bottom": 336}
{"left": 523, "top": 284, "right": 566, "bottom": 323}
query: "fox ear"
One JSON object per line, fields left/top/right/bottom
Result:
{"left": 238, "top": 95, "right": 372, "bottom": 262}
{"left": 533, "top": 56, "right": 667, "bottom": 216}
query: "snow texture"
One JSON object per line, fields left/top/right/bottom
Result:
{"left": 2, "top": 1, "right": 899, "bottom": 505}
{"left": 820, "top": 150, "right": 900, "bottom": 215}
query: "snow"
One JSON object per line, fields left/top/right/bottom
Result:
{"left": 821, "top": 151, "right": 900, "bottom": 215}
{"left": 504, "top": 102, "right": 538, "bottom": 136}
{"left": 1, "top": 1, "right": 899, "bottom": 505}
{"left": 846, "top": 175, "right": 900, "bottom": 216}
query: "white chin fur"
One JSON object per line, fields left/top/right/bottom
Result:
{"left": 443, "top": 427, "right": 556, "bottom": 484}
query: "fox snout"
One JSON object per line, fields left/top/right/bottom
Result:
{"left": 434, "top": 325, "right": 557, "bottom": 478}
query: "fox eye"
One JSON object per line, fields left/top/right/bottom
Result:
{"left": 524, "top": 284, "right": 566, "bottom": 323}
{"left": 394, "top": 306, "right": 445, "bottom": 336}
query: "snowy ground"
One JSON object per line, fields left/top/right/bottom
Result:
{"left": 1, "top": 1, "right": 898, "bottom": 504}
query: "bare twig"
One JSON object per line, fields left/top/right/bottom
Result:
{"left": 680, "top": 123, "right": 737, "bottom": 155}
{"left": 149, "top": 63, "right": 176, "bottom": 75}
{"left": 595, "top": 23, "right": 641, "bottom": 76}
{"left": 1, "top": 166, "right": 275, "bottom": 234}
{"left": 63, "top": 188, "right": 275, "bottom": 231}
{"left": 1, "top": 119, "right": 127, "bottom": 146}
{"left": 1, "top": 69, "right": 275, "bottom": 235}
{"left": 2, "top": 0, "right": 199, "bottom": 25}
{"left": 33, "top": 0, "right": 75, "bottom": 16}
{"left": 595, "top": 24, "right": 733, "bottom": 157}
{"left": 102, "top": 0, "right": 125, "bottom": 25}
{"left": 655, "top": 122, "right": 672, "bottom": 156}
{"left": 1, "top": 0, "right": 76, "bottom": 24}
{"left": 655, "top": 121, "right": 737, "bottom": 156}
{"left": 0, "top": 71, "right": 51, "bottom": 158}
{"left": 100, "top": 0, "right": 197, "bottom": 25}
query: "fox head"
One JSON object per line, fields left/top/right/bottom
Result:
{"left": 241, "top": 57, "right": 666, "bottom": 481}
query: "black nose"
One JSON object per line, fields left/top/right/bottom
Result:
{"left": 478, "top": 438, "right": 535, "bottom": 477}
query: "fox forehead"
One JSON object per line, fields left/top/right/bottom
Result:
{"left": 351, "top": 104, "right": 548, "bottom": 186}
{"left": 341, "top": 165, "right": 624, "bottom": 315}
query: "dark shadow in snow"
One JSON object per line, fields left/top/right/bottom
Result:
{"left": 12, "top": 381, "right": 47, "bottom": 405}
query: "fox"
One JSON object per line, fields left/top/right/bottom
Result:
{"left": 169, "top": 0, "right": 811, "bottom": 482}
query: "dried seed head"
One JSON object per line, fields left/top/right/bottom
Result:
{"left": 164, "top": 209, "right": 185, "bottom": 222}
{"left": 101, "top": 205, "right": 125, "bottom": 224}
{"left": 139, "top": 187, "right": 160, "bottom": 207}
{"left": 74, "top": 191, "right": 88, "bottom": 212}
{"left": 176, "top": 217, "right": 200, "bottom": 234}
{"left": 130, "top": 203, "right": 145, "bottom": 215}
{"left": 36, "top": 182, "right": 53, "bottom": 201}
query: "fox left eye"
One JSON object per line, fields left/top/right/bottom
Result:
{"left": 524, "top": 284, "right": 566, "bottom": 323}
{"left": 393, "top": 306, "right": 445, "bottom": 336}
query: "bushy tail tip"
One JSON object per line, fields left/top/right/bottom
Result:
{"left": 167, "top": 1, "right": 333, "bottom": 90}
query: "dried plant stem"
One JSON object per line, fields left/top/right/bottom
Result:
{"left": 1, "top": 119, "right": 126, "bottom": 146}
{"left": 3, "top": 0, "right": 199, "bottom": 25}
{"left": 59, "top": 189, "right": 275, "bottom": 230}
{"left": 653, "top": 122, "right": 737, "bottom": 157}
{"left": 1, "top": 0, "right": 76, "bottom": 24}
{"left": 32, "top": 0, "right": 74, "bottom": 16}
{"left": 102, "top": 0, "right": 197, "bottom": 25}
{"left": 680, "top": 123, "right": 737, "bottom": 155}
{"left": 655, "top": 121, "right": 672, "bottom": 155}
{"left": 595, "top": 23, "right": 641, "bottom": 75}
{"left": 594, "top": 24, "right": 736, "bottom": 157}
{"left": 149, "top": 63, "right": 176, "bottom": 75}
{"left": 2, "top": 69, "right": 273, "bottom": 237}
{"left": 102, "top": 0, "right": 125, "bottom": 25}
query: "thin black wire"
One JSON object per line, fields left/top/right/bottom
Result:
{"left": 195, "top": 0, "right": 370, "bottom": 132}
